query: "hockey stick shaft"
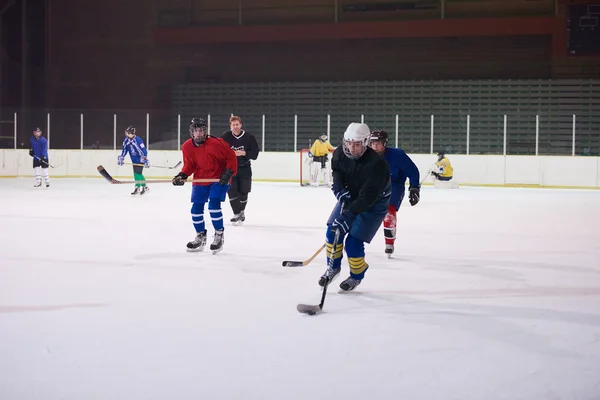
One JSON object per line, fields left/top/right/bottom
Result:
{"left": 125, "top": 161, "right": 182, "bottom": 169}
{"left": 97, "top": 165, "right": 217, "bottom": 184}
{"left": 419, "top": 171, "right": 431, "bottom": 186}
{"left": 32, "top": 155, "right": 55, "bottom": 168}
{"left": 282, "top": 244, "right": 325, "bottom": 267}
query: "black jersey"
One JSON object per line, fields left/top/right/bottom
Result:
{"left": 331, "top": 146, "right": 391, "bottom": 215}
{"left": 220, "top": 130, "right": 260, "bottom": 168}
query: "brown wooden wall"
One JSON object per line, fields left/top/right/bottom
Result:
{"left": 44, "top": 0, "right": 598, "bottom": 110}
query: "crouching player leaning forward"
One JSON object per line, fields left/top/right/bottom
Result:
{"left": 318, "top": 122, "right": 391, "bottom": 292}
{"left": 172, "top": 117, "right": 238, "bottom": 254}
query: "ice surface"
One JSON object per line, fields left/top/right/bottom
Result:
{"left": 1, "top": 178, "right": 600, "bottom": 400}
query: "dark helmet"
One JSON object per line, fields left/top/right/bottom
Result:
{"left": 369, "top": 130, "right": 389, "bottom": 147}
{"left": 125, "top": 126, "right": 136, "bottom": 135}
{"left": 189, "top": 117, "right": 208, "bottom": 145}
{"left": 437, "top": 151, "right": 445, "bottom": 160}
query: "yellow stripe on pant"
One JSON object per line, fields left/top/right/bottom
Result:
{"left": 326, "top": 243, "right": 344, "bottom": 259}
{"left": 348, "top": 257, "right": 368, "bottom": 277}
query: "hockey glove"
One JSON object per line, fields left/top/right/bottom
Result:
{"left": 308, "top": 151, "right": 313, "bottom": 158}
{"left": 29, "top": 149, "right": 34, "bottom": 157}
{"left": 172, "top": 172, "right": 188, "bottom": 186}
{"left": 409, "top": 187, "right": 420, "bottom": 206}
{"left": 331, "top": 210, "right": 356, "bottom": 236}
{"left": 142, "top": 156, "right": 150, "bottom": 168}
{"left": 431, "top": 171, "right": 440, "bottom": 179}
{"left": 219, "top": 168, "right": 234, "bottom": 185}
{"left": 117, "top": 155, "right": 124, "bottom": 166}
{"left": 332, "top": 183, "right": 351, "bottom": 203}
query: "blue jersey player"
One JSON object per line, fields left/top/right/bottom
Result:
{"left": 369, "top": 130, "right": 420, "bottom": 257}
{"left": 118, "top": 126, "right": 150, "bottom": 195}
{"left": 29, "top": 127, "right": 50, "bottom": 187}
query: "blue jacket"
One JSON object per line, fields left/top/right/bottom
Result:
{"left": 384, "top": 147, "right": 420, "bottom": 210}
{"left": 30, "top": 136, "right": 48, "bottom": 158}
{"left": 120, "top": 136, "right": 147, "bottom": 163}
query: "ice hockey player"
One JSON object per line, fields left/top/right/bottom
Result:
{"left": 173, "top": 117, "right": 238, "bottom": 254}
{"left": 319, "top": 122, "right": 391, "bottom": 292}
{"left": 29, "top": 127, "right": 50, "bottom": 187}
{"left": 220, "top": 115, "right": 260, "bottom": 225}
{"left": 369, "top": 130, "right": 420, "bottom": 257}
{"left": 117, "top": 126, "right": 150, "bottom": 195}
{"left": 308, "top": 133, "right": 335, "bottom": 187}
{"left": 432, "top": 151, "right": 453, "bottom": 182}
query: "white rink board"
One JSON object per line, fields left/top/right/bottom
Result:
{"left": 0, "top": 149, "right": 599, "bottom": 188}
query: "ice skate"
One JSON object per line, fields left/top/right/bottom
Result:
{"left": 187, "top": 230, "right": 207, "bottom": 252}
{"left": 385, "top": 244, "right": 394, "bottom": 258}
{"left": 318, "top": 267, "right": 340, "bottom": 287}
{"left": 45, "top": 183, "right": 50, "bottom": 188}
{"left": 34, "top": 181, "right": 42, "bottom": 188}
{"left": 139, "top": 186, "right": 150, "bottom": 196}
{"left": 230, "top": 212, "right": 244, "bottom": 226}
{"left": 339, "top": 276, "right": 362, "bottom": 292}
{"left": 131, "top": 187, "right": 140, "bottom": 196}
{"left": 210, "top": 229, "right": 224, "bottom": 254}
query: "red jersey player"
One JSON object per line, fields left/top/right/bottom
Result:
{"left": 172, "top": 117, "right": 238, "bottom": 254}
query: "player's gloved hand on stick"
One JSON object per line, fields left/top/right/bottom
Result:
{"left": 332, "top": 182, "right": 351, "bottom": 203}
{"left": 409, "top": 186, "right": 420, "bottom": 206}
{"left": 142, "top": 156, "right": 150, "bottom": 168}
{"left": 431, "top": 171, "right": 440, "bottom": 179}
{"left": 117, "top": 155, "right": 124, "bottom": 166}
{"left": 331, "top": 210, "right": 356, "bottom": 236}
{"left": 219, "top": 168, "right": 234, "bottom": 185}
{"left": 29, "top": 149, "right": 34, "bottom": 157}
{"left": 172, "top": 172, "right": 188, "bottom": 186}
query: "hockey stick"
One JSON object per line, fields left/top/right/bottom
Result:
{"left": 32, "top": 155, "right": 56, "bottom": 168}
{"left": 419, "top": 171, "right": 431, "bottom": 186}
{"left": 97, "top": 165, "right": 218, "bottom": 184}
{"left": 296, "top": 228, "right": 340, "bottom": 315}
{"left": 282, "top": 244, "right": 325, "bottom": 267}
{"left": 124, "top": 161, "right": 182, "bottom": 169}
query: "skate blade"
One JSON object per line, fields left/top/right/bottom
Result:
{"left": 211, "top": 247, "right": 223, "bottom": 255}
{"left": 186, "top": 247, "right": 205, "bottom": 253}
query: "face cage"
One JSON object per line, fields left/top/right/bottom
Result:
{"left": 343, "top": 137, "right": 369, "bottom": 159}
{"left": 190, "top": 127, "right": 208, "bottom": 144}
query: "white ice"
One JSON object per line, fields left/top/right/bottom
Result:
{"left": 1, "top": 178, "right": 600, "bottom": 400}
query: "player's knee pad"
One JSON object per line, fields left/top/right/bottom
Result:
{"left": 239, "top": 192, "right": 248, "bottom": 203}
{"left": 191, "top": 202, "right": 205, "bottom": 214}
{"left": 207, "top": 198, "right": 222, "bottom": 210}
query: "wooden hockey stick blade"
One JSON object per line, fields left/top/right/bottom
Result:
{"left": 282, "top": 244, "right": 325, "bottom": 267}
{"left": 97, "top": 165, "right": 218, "bottom": 184}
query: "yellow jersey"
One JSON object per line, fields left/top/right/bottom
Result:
{"left": 310, "top": 140, "right": 335, "bottom": 157}
{"left": 435, "top": 157, "right": 453, "bottom": 178}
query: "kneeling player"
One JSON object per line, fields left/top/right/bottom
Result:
{"left": 369, "top": 130, "right": 420, "bottom": 256}
{"left": 431, "top": 151, "right": 453, "bottom": 181}
{"left": 172, "top": 118, "right": 238, "bottom": 254}
{"left": 319, "top": 122, "right": 391, "bottom": 292}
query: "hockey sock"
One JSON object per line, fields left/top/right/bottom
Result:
{"left": 345, "top": 235, "right": 368, "bottom": 280}
{"left": 383, "top": 205, "right": 397, "bottom": 246}
{"left": 133, "top": 173, "right": 145, "bottom": 188}
{"left": 239, "top": 193, "right": 248, "bottom": 211}
{"left": 325, "top": 227, "right": 344, "bottom": 270}
{"left": 191, "top": 202, "right": 206, "bottom": 233}
{"left": 229, "top": 196, "right": 242, "bottom": 215}
{"left": 208, "top": 198, "right": 224, "bottom": 230}
{"left": 34, "top": 167, "right": 41, "bottom": 183}
{"left": 42, "top": 167, "right": 50, "bottom": 183}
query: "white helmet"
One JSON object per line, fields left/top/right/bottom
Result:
{"left": 342, "top": 122, "right": 370, "bottom": 159}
